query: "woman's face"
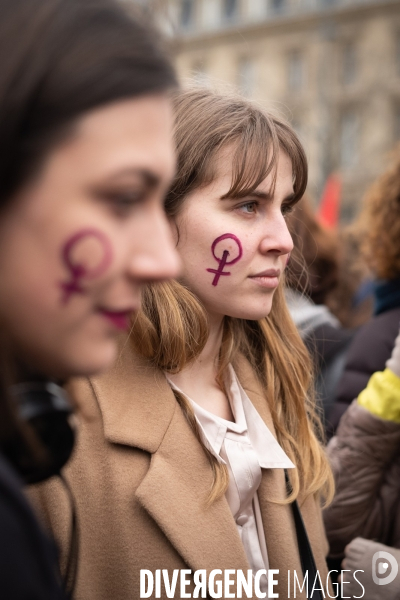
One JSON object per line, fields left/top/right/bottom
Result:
{"left": 174, "top": 147, "right": 294, "bottom": 321}
{"left": 0, "top": 95, "right": 180, "bottom": 378}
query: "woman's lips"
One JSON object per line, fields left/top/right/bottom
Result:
{"left": 249, "top": 269, "right": 280, "bottom": 289}
{"left": 98, "top": 309, "right": 134, "bottom": 331}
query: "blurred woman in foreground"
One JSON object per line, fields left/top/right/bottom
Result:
{"left": 0, "top": 0, "right": 179, "bottom": 597}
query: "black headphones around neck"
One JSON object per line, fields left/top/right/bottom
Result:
{"left": 9, "top": 380, "right": 75, "bottom": 485}
{"left": 8, "top": 380, "right": 79, "bottom": 597}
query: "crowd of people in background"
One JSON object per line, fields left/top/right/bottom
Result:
{"left": 288, "top": 151, "right": 400, "bottom": 599}
{"left": 0, "top": 1, "right": 399, "bottom": 599}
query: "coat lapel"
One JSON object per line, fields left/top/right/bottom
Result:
{"left": 135, "top": 403, "right": 251, "bottom": 573}
{"left": 91, "top": 338, "right": 250, "bottom": 575}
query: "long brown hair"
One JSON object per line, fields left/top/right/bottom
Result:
{"left": 132, "top": 88, "right": 334, "bottom": 505}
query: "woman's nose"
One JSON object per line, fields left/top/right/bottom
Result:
{"left": 127, "top": 209, "right": 181, "bottom": 283}
{"left": 259, "top": 215, "right": 294, "bottom": 256}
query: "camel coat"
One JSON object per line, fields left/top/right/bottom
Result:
{"left": 29, "top": 341, "right": 330, "bottom": 600}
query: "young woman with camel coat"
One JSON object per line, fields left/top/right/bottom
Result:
{"left": 30, "top": 88, "right": 334, "bottom": 600}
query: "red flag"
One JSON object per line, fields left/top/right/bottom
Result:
{"left": 317, "top": 174, "right": 341, "bottom": 229}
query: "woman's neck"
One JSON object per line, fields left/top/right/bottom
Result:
{"left": 167, "top": 312, "right": 234, "bottom": 420}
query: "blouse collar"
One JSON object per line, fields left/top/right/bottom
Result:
{"left": 167, "top": 364, "right": 294, "bottom": 471}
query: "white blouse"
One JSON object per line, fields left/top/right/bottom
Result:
{"left": 167, "top": 365, "right": 294, "bottom": 595}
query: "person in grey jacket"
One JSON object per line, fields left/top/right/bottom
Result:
{"left": 324, "top": 328, "right": 400, "bottom": 599}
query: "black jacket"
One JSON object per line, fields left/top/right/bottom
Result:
{"left": 0, "top": 452, "right": 65, "bottom": 599}
{"left": 328, "top": 306, "right": 400, "bottom": 435}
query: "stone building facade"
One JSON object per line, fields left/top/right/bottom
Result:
{"left": 145, "top": 0, "right": 400, "bottom": 221}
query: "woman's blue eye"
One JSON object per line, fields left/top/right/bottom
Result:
{"left": 239, "top": 202, "right": 257, "bottom": 213}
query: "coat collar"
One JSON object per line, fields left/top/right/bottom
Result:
{"left": 90, "top": 335, "right": 176, "bottom": 453}
{"left": 90, "top": 336, "right": 279, "bottom": 457}
{"left": 89, "top": 339, "right": 305, "bottom": 593}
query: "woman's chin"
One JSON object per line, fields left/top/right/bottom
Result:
{"left": 66, "top": 343, "right": 118, "bottom": 378}
{"left": 212, "top": 298, "right": 274, "bottom": 321}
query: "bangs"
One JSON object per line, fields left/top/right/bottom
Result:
{"left": 220, "top": 112, "right": 307, "bottom": 206}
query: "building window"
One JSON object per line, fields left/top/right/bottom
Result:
{"left": 223, "top": 0, "right": 238, "bottom": 21}
{"left": 201, "top": 0, "right": 220, "bottom": 29}
{"left": 238, "top": 57, "right": 255, "bottom": 97}
{"left": 288, "top": 50, "right": 304, "bottom": 92}
{"left": 340, "top": 110, "right": 359, "bottom": 169}
{"left": 270, "top": 0, "right": 286, "bottom": 14}
{"left": 341, "top": 42, "right": 357, "bottom": 86}
{"left": 180, "top": 0, "right": 195, "bottom": 29}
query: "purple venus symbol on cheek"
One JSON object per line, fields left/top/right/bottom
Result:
{"left": 60, "top": 228, "right": 113, "bottom": 304}
{"left": 206, "top": 233, "right": 243, "bottom": 286}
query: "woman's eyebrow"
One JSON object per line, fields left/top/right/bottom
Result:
{"left": 246, "top": 190, "right": 271, "bottom": 200}
{"left": 100, "top": 167, "right": 161, "bottom": 189}
{"left": 220, "top": 190, "right": 271, "bottom": 201}
{"left": 220, "top": 190, "right": 295, "bottom": 202}
{"left": 248, "top": 191, "right": 296, "bottom": 203}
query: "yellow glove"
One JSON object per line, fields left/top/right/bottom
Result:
{"left": 357, "top": 328, "right": 400, "bottom": 422}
